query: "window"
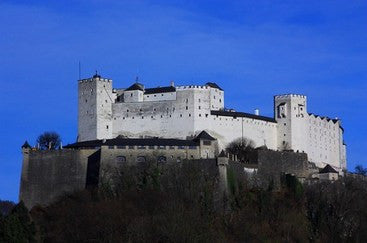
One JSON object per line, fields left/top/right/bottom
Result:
{"left": 153, "top": 108, "right": 156, "bottom": 111}
{"left": 199, "top": 114, "right": 202, "bottom": 117}
{"left": 198, "top": 106, "right": 201, "bottom": 110}
{"left": 219, "top": 99, "right": 222, "bottom": 103}
{"left": 140, "top": 109, "right": 142, "bottom": 111}
{"left": 158, "top": 145, "right": 166, "bottom": 149}
{"left": 116, "top": 156, "right": 126, "bottom": 164}
{"left": 203, "top": 141, "right": 211, "bottom": 146}
{"left": 85, "top": 99, "right": 87, "bottom": 103}
{"left": 205, "top": 114, "right": 208, "bottom": 118}
{"left": 137, "top": 145, "right": 146, "bottom": 149}
{"left": 157, "top": 156, "right": 167, "bottom": 164}
{"left": 117, "top": 145, "right": 126, "bottom": 149}
{"left": 189, "top": 146, "right": 197, "bottom": 149}
{"left": 161, "top": 94, "right": 164, "bottom": 96}
{"left": 186, "top": 106, "right": 188, "bottom": 110}
{"left": 169, "top": 146, "right": 175, "bottom": 149}
{"left": 128, "top": 145, "right": 135, "bottom": 149}
{"left": 284, "top": 123, "right": 286, "bottom": 126}
{"left": 108, "top": 146, "right": 114, "bottom": 149}
{"left": 178, "top": 146, "right": 185, "bottom": 149}
{"left": 189, "top": 114, "right": 191, "bottom": 117}
{"left": 136, "top": 156, "right": 146, "bottom": 163}
{"left": 127, "top": 109, "right": 129, "bottom": 112}
{"left": 180, "top": 114, "right": 182, "bottom": 117}
{"left": 130, "top": 93, "right": 133, "bottom": 97}
{"left": 105, "top": 100, "right": 108, "bottom": 103}
{"left": 149, "top": 145, "right": 155, "bottom": 149}
{"left": 106, "top": 125, "right": 109, "bottom": 129}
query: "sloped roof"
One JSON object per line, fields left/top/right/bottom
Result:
{"left": 211, "top": 110, "right": 277, "bottom": 123}
{"left": 144, "top": 86, "right": 176, "bottom": 94}
{"left": 22, "top": 141, "right": 31, "bottom": 149}
{"left": 125, "top": 83, "right": 144, "bottom": 91}
{"left": 194, "top": 131, "right": 216, "bottom": 141}
{"left": 319, "top": 164, "right": 338, "bottom": 174}
{"left": 65, "top": 137, "right": 199, "bottom": 149}
{"left": 205, "top": 82, "right": 223, "bottom": 91}
{"left": 218, "top": 150, "right": 227, "bottom": 157}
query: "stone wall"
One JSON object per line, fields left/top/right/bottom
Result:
{"left": 246, "top": 148, "right": 316, "bottom": 187}
{"left": 19, "top": 148, "right": 97, "bottom": 209}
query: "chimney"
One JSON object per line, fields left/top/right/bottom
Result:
{"left": 170, "top": 80, "right": 175, "bottom": 87}
{"left": 254, "top": 109, "right": 260, "bottom": 116}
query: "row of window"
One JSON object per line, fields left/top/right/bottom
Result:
{"left": 108, "top": 145, "right": 197, "bottom": 150}
{"left": 116, "top": 113, "right": 210, "bottom": 120}
{"left": 115, "top": 155, "right": 194, "bottom": 164}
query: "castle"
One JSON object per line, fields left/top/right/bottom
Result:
{"left": 19, "top": 72, "right": 346, "bottom": 209}
{"left": 78, "top": 73, "right": 346, "bottom": 170}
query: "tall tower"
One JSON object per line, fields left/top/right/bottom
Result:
{"left": 274, "top": 94, "right": 308, "bottom": 152}
{"left": 78, "top": 72, "right": 113, "bottom": 142}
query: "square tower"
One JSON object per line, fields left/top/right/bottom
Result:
{"left": 274, "top": 94, "right": 308, "bottom": 152}
{"left": 78, "top": 73, "right": 113, "bottom": 142}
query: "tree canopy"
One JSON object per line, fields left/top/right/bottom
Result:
{"left": 36, "top": 131, "right": 61, "bottom": 150}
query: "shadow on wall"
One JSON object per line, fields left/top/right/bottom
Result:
{"left": 86, "top": 150, "right": 101, "bottom": 188}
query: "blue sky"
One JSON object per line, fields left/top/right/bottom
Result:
{"left": 0, "top": 0, "right": 366, "bottom": 202}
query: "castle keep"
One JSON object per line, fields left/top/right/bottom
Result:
{"left": 78, "top": 73, "right": 346, "bottom": 170}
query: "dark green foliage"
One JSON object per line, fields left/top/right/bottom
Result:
{"left": 36, "top": 131, "right": 61, "bottom": 150}
{"left": 0, "top": 201, "right": 36, "bottom": 243}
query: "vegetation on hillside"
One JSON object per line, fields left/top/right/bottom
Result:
{"left": 2, "top": 162, "right": 367, "bottom": 242}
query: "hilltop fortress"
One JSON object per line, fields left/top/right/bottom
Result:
{"left": 78, "top": 73, "right": 346, "bottom": 170}
{"left": 19, "top": 73, "right": 347, "bottom": 208}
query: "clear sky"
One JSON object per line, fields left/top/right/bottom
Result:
{"left": 0, "top": 0, "right": 366, "bottom": 202}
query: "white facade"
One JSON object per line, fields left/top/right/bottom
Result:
{"left": 78, "top": 74, "right": 347, "bottom": 170}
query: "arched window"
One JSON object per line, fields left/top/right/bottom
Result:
{"left": 157, "top": 156, "right": 167, "bottom": 164}
{"left": 116, "top": 156, "right": 126, "bottom": 164}
{"left": 136, "top": 156, "right": 146, "bottom": 163}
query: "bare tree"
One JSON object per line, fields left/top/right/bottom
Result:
{"left": 355, "top": 165, "right": 367, "bottom": 176}
{"left": 225, "top": 137, "right": 255, "bottom": 162}
{"left": 37, "top": 131, "right": 61, "bottom": 150}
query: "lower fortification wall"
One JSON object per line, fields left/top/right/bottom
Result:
{"left": 19, "top": 149, "right": 97, "bottom": 209}
{"left": 247, "top": 149, "right": 316, "bottom": 187}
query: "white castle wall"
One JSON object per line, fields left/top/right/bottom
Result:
{"left": 201, "top": 116, "right": 278, "bottom": 151}
{"left": 78, "top": 75, "right": 346, "bottom": 170}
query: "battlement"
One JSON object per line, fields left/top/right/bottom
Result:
{"left": 176, "top": 85, "right": 211, "bottom": 90}
{"left": 274, "top": 94, "right": 307, "bottom": 99}
{"left": 78, "top": 78, "right": 112, "bottom": 83}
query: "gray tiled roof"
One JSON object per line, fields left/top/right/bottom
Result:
{"left": 211, "top": 110, "right": 277, "bottom": 123}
